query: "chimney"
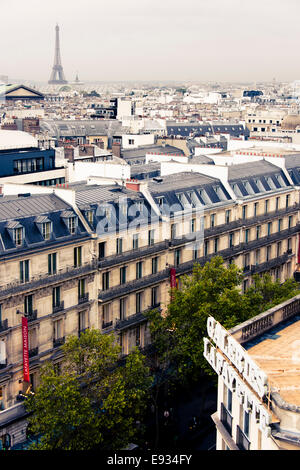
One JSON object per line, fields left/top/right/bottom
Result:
{"left": 112, "top": 142, "right": 121, "bottom": 159}
{"left": 64, "top": 146, "right": 75, "bottom": 162}
{"left": 125, "top": 179, "right": 140, "bottom": 192}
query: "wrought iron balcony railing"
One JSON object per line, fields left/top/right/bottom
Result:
{"left": 0, "top": 319, "right": 8, "bottom": 333}
{"left": 53, "top": 301, "right": 65, "bottom": 314}
{"left": 78, "top": 293, "right": 89, "bottom": 304}
{"left": 28, "top": 347, "right": 39, "bottom": 358}
{"left": 53, "top": 336, "right": 65, "bottom": 348}
{"left": 0, "top": 261, "right": 97, "bottom": 300}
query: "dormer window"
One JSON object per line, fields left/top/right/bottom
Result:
{"left": 86, "top": 210, "right": 94, "bottom": 225}
{"left": 35, "top": 216, "right": 52, "bottom": 240}
{"left": 68, "top": 217, "right": 77, "bottom": 234}
{"left": 42, "top": 222, "right": 52, "bottom": 240}
{"left": 6, "top": 221, "right": 24, "bottom": 247}
{"left": 14, "top": 227, "right": 24, "bottom": 246}
{"left": 60, "top": 211, "right": 78, "bottom": 235}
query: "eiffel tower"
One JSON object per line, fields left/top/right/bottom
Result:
{"left": 48, "top": 24, "right": 68, "bottom": 85}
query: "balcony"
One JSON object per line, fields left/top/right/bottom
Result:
{"left": 27, "top": 310, "right": 37, "bottom": 322}
{"left": 98, "top": 270, "right": 169, "bottom": 302}
{"left": 0, "top": 261, "right": 97, "bottom": 300}
{"left": 0, "top": 319, "right": 8, "bottom": 333}
{"left": 98, "top": 240, "right": 169, "bottom": 270}
{"left": 53, "top": 301, "right": 65, "bottom": 314}
{"left": 53, "top": 336, "right": 65, "bottom": 348}
{"left": 78, "top": 293, "right": 89, "bottom": 304}
{"left": 115, "top": 310, "right": 151, "bottom": 331}
{"left": 28, "top": 347, "right": 39, "bottom": 358}
{"left": 78, "top": 328, "right": 89, "bottom": 337}
{"left": 236, "top": 425, "right": 250, "bottom": 450}
{"left": 220, "top": 403, "right": 232, "bottom": 435}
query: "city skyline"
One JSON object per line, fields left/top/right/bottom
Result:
{"left": 1, "top": 0, "right": 300, "bottom": 83}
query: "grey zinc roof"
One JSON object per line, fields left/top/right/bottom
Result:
{"left": 283, "top": 154, "right": 300, "bottom": 168}
{"left": 40, "top": 119, "right": 123, "bottom": 138}
{"left": 0, "top": 193, "right": 70, "bottom": 221}
{"left": 148, "top": 172, "right": 221, "bottom": 194}
{"left": 228, "top": 160, "right": 280, "bottom": 181}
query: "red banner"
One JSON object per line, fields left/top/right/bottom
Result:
{"left": 22, "top": 316, "right": 30, "bottom": 383}
{"left": 170, "top": 268, "right": 176, "bottom": 288}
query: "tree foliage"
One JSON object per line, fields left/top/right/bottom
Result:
{"left": 25, "top": 330, "right": 152, "bottom": 450}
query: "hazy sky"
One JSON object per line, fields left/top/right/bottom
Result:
{"left": 1, "top": 0, "right": 300, "bottom": 83}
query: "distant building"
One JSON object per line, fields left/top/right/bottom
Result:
{"left": 0, "top": 84, "right": 44, "bottom": 102}
{"left": 0, "top": 130, "right": 66, "bottom": 186}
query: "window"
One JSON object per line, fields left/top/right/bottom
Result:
{"left": 116, "top": 238, "right": 123, "bottom": 254}
{"left": 52, "top": 286, "right": 61, "bottom": 309}
{"left": 227, "top": 388, "right": 232, "bottom": 414}
{"left": 86, "top": 210, "right": 93, "bottom": 225}
{"left": 265, "top": 199, "right": 269, "bottom": 214}
{"left": 42, "top": 222, "right": 52, "bottom": 240}
{"left": 242, "top": 206, "right": 247, "bottom": 220}
{"left": 48, "top": 253, "right": 57, "bottom": 275}
{"left": 286, "top": 194, "right": 290, "bottom": 208}
{"left": 78, "top": 279, "right": 86, "bottom": 300}
{"left": 78, "top": 311, "right": 87, "bottom": 333}
{"left": 152, "top": 256, "right": 158, "bottom": 274}
{"left": 256, "top": 225, "right": 261, "bottom": 240}
{"left": 229, "top": 233, "right": 234, "bottom": 248}
{"left": 275, "top": 197, "right": 280, "bottom": 211}
{"left": 288, "top": 216, "right": 293, "bottom": 229}
{"left": 136, "top": 292, "right": 143, "bottom": 314}
{"left": 193, "top": 243, "right": 199, "bottom": 260}
{"left": 68, "top": 217, "right": 76, "bottom": 234}
{"left": 132, "top": 234, "right": 139, "bottom": 250}
{"left": 253, "top": 202, "right": 258, "bottom": 218}
{"left": 245, "top": 229, "right": 249, "bottom": 243}
{"left": 136, "top": 261, "right": 143, "bottom": 279}
{"left": 53, "top": 319, "right": 63, "bottom": 341}
{"left": 174, "top": 248, "right": 181, "bottom": 267}
{"left": 102, "top": 272, "right": 110, "bottom": 290}
{"left": 102, "top": 304, "right": 111, "bottom": 327}
{"left": 24, "top": 295, "right": 33, "bottom": 316}
{"left": 214, "top": 237, "right": 219, "bottom": 253}
{"left": 98, "top": 242, "right": 106, "bottom": 259}
{"left": 120, "top": 298, "right": 127, "bottom": 320}
{"left": 120, "top": 266, "right": 127, "bottom": 285}
{"left": 171, "top": 223, "right": 177, "bottom": 239}
{"left": 14, "top": 227, "right": 24, "bottom": 246}
{"left": 272, "top": 237, "right": 279, "bottom": 257}
{"left": 267, "top": 222, "right": 272, "bottom": 236}
{"left": 148, "top": 229, "right": 155, "bottom": 246}
{"left": 255, "top": 249, "right": 260, "bottom": 265}
{"left": 243, "top": 410, "right": 250, "bottom": 437}
{"left": 278, "top": 219, "right": 282, "bottom": 232}
{"left": 20, "top": 260, "right": 30, "bottom": 283}
{"left": 74, "top": 247, "right": 82, "bottom": 267}
{"left": 225, "top": 210, "right": 231, "bottom": 224}
{"left": 204, "top": 240, "right": 209, "bottom": 256}
{"left": 151, "top": 286, "right": 159, "bottom": 307}
{"left": 135, "top": 326, "right": 140, "bottom": 347}
{"left": 210, "top": 213, "right": 215, "bottom": 227}
{"left": 266, "top": 245, "right": 271, "bottom": 262}
{"left": 190, "top": 218, "right": 196, "bottom": 233}
{"left": 288, "top": 238, "right": 292, "bottom": 251}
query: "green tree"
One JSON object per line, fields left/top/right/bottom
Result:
{"left": 244, "top": 272, "right": 299, "bottom": 315}
{"left": 25, "top": 330, "right": 152, "bottom": 450}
